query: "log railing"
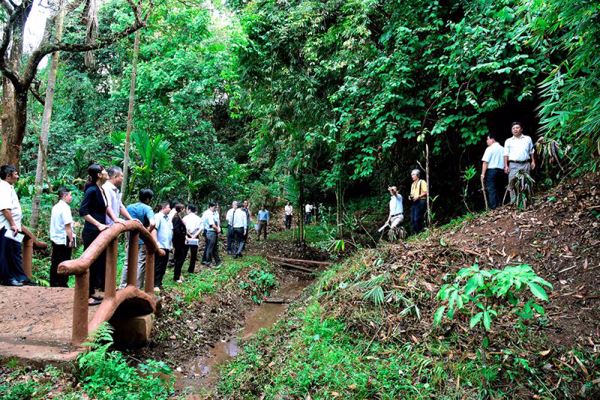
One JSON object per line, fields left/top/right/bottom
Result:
{"left": 58, "top": 220, "right": 164, "bottom": 345}
{"left": 20, "top": 226, "right": 48, "bottom": 279}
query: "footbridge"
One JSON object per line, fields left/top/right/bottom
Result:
{"left": 0, "top": 221, "right": 163, "bottom": 364}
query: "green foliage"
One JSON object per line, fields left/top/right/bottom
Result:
{"left": 239, "top": 268, "right": 278, "bottom": 303}
{"left": 78, "top": 323, "right": 174, "bottom": 400}
{"left": 525, "top": 0, "right": 600, "bottom": 168}
{"left": 435, "top": 264, "right": 552, "bottom": 332}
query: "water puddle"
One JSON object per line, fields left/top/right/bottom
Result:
{"left": 174, "top": 278, "right": 309, "bottom": 390}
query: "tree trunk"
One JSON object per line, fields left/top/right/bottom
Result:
{"left": 335, "top": 177, "right": 343, "bottom": 239}
{"left": 122, "top": 30, "right": 141, "bottom": 199}
{"left": 297, "top": 169, "right": 305, "bottom": 244}
{"left": 426, "top": 143, "right": 431, "bottom": 226}
{"left": 30, "top": 8, "right": 66, "bottom": 231}
{"left": 0, "top": 88, "right": 28, "bottom": 167}
{"left": 0, "top": 12, "right": 26, "bottom": 167}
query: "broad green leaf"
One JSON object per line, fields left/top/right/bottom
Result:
{"left": 527, "top": 282, "right": 549, "bottom": 301}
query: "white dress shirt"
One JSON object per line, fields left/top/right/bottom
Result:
{"left": 50, "top": 199, "right": 73, "bottom": 245}
{"left": 102, "top": 180, "right": 122, "bottom": 225}
{"left": 504, "top": 135, "right": 534, "bottom": 162}
{"left": 389, "top": 194, "right": 403, "bottom": 215}
{"left": 482, "top": 142, "right": 505, "bottom": 169}
{"left": 202, "top": 209, "right": 217, "bottom": 231}
{"left": 183, "top": 212, "right": 203, "bottom": 236}
{"left": 285, "top": 205, "right": 293, "bottom": 216}
{"left": 0, "top": 179, "right": 22, "bottom": 230}
{"left": 228, "top": 208, "right": 248, "bottom": 229}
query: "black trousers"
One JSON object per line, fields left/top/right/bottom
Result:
{"left": 172, "top": 242, "right": 187, "bottom": 281}
{"left": 187, "top": 244, "right": 199, "bottom": 273}
{"left": 202, "top": 231, "right": 220, "bottom": 265}
{"left": 50, "top": 242, "right": 72, "bottom": 287}
{"left": 285, "top": 215, "right": 292, "bottom": 229}
{"left": 227, "top": 227, "right": 235, "bottom": 254}
{"left": 410, "top": 199, "right": 427, "bottom": 234}
{"left": 155, "top": 249, "right": 170, "bottom": 288}
{"left": 485, "top": 168, "right": 504, "bottom": 209}
{"left": 0, "top": 228, "right": 27, "bottom": 284}
{"left": 233, "top": 227, "right": 246, "bottom": 255}
{"left": 82, "top": 228, "right": 106, "bottom": 297}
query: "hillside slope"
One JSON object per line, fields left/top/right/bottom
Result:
{"left": 217, "top": 174, "right": 600, "bottom": 399}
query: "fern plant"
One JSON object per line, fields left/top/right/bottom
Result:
{"left": 77, "top": 323, "right": 174, "bottom": 400}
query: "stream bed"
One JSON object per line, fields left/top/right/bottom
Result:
{"left": 173, "top": 278, "right": 310, "bottom": 391}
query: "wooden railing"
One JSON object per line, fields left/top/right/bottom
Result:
{"left": 20, "top": 226, "right": 48, "bottom": 279}
{"left": 58, "top": 220, "right": 165, "bottom": 345}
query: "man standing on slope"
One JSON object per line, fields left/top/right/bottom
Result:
{"left": 481, "top": 133, "right": 505, "bottom": 209}
{"left": 385, "top": 186, "right": 404, "bottom": 231}
{"left": 504, "top": 121, "right": 535, "bottom": 203}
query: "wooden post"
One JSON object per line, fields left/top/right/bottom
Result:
{"left": 144, "top": 249, "right": 155, "bottom": 295}
{"left": 22, "top": 236, "right": 33, "bottom": 279}
{"left": 127, "top": 232, "right": 139, "bottom": 286}
{"left": 104, "top": 238, "right": 118, "bottom": 298}
{"left": 72, "top": 271, "right": 89, "bottom": 345}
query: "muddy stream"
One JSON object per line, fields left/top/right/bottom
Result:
{"left": 173, "top": 278, "right": 310, "bottom": 392}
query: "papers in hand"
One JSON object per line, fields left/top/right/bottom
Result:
{"left": 185, "top": 238, "right": 199, "bottom": 246}
{"left": 5, "top": 229, "right": 24, "bottom": 243}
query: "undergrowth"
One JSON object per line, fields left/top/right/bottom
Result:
{"left": 163, "top": 255, "right": 271, "bottom": 302}
{"left": 217, "top": 255, "right": 599, "bottom": 399}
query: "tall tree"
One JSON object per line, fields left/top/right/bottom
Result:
{"left": 30, "top": 6, "right": 65, "bottom": 231}
{"left": 0, "top": 0, "right": 151, "bottom": 166}
{"left": 121, "top": 29, "right": 140, "bottom": 198}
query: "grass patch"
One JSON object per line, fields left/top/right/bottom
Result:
{"left": 269, "top": 224, "right": 332, "bottom": 244}
{"left": 162, "top": 255, "right": 272, "bottom": 302}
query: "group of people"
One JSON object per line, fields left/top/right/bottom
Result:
{"left": 481, "top": 121, "right": 535, "bottom": 208}
{"left": 1, "top": 122, "right": 535, "bottom": 290}
{"left": 0, "top": 163, "right": 264, "bottom": 307}
{"left": 384, "top": 121, "right": 536, "bottom": 236}
{"left": 385, "top": 169, "right": 429, "bottom": 235}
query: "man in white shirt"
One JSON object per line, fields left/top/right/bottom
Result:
{"left": 284, "top": 201, "right": 293, "bottom": 229}
{"left": 154, "top": 202, "right": 173, "bottom": 291}
{"left": 226, "top": 201, "right": 238, "bottom": 255}
{"left": 103, "top": 166, "right": 132, "bottom": 226}
{"left": 201, "top": 202, "right": 222, "bottom": 266}
{"left": 481, "top": 133, "right": 505, "bottom": 209}
{"left": 230, "top": 200, "right": 248, "bottom": 258}
{"left": 0, "top": 165, "right": 28, "bottom": 286}
{"left": 504, "top": 122, "right": 536, "bottom": 203}
{"left": 305, "top": 203, "right": 313, "bottom": 224}
{"left": 385, "top": 186, "right": 404, "bottom": 230}
{"left": 49, "top": 187, "right": 74, "bottom": 287}
{"left": 182, "top": 204, "right": 203, "bottom": 273}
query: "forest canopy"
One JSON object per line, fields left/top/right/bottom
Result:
{"left": 1, "top": 0, "right": 598, "bottom": 223}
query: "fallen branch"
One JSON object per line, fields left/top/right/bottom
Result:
{"left": 268, "top": 256, "right": 331, "bottom": 266}
{"left": 271, "top": 261, "right": 316, "bottom": 274}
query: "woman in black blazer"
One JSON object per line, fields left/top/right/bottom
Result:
{"left": 79, "top": 164, "right": 110, "bottom": 305}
